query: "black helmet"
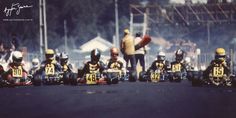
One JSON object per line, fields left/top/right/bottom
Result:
{"left": 91, "top": 49, "right": 101, "bottom": 62}
{"left": 175, "top": 49, "right": 184, "bottom": 62}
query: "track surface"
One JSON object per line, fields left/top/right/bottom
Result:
{"left": 1, "top": 80, "right": 236, "bottom": 118}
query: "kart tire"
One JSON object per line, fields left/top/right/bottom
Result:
{"left": 111, "top": 78, "right": 119, "bottom": 84}
{"left": 70, "top": 73, "right": 78, "bottom": 86}
{"left": 232, "top": 76, "right": 236, "bottom": 87}
{"left": 63, "top": 73, "right": 70, "bottom": 85}
{"left": 186, "top": 71, "right": 193, "bottom": 81}
{"left": 129, "top": 71, "right": 137, "bottom": 82}
{"left": 139, "top": 71, "right": 147, "bottom": 82}
{"left": 0, "top": 79, "right": 4, "bottom": 88}
{"left": 176, "top": 77, "right": 181, "bottom": 82}
{"left": 106, "top": 79, "right": 112, "bottom": 85}
{"left": 169, "top": 76, "right": 173, "bottom": 82}
{"left": 77, "top": 69, "right": 84, "bottom": 78}
{"left": 33, "top": 75, "right": 42, "bottom": 86}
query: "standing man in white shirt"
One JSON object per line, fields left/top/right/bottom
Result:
{"left": 134, "top": 32, "right": 146, "bottom": 71}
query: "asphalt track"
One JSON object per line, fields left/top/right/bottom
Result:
{"left": 1, "top": 80, "right": 236, "bottom": 118}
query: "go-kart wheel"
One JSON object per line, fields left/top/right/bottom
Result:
{"left": 176, "top": 77, "right": 181, "bottom": 82}
{"left": 63, "top": 73, "right": 70, "bottom": 85}
{"left": 139, "top": 71, "right": 147, "bottom": 82}
{"left": 70, "top": 73, "right": 78, "bottom": 85}
{"left": 33, "top": 79, "right": 41, "bottom": 86}
{"left": 231, "top": 76, "right": 236, "bottom": 87}
{"left": 111, "top": 78, "right": 119, "bottom": 84}
{"left": 32, "top": 75, "right": 42, "bottom": 86}
{"left": 106, "top": 79, "right": 112, "bottom": 85}
{"left": 129, "top": 71, "right": 137, "bottom": 82}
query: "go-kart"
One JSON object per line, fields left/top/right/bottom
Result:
{"left": 104, "top": 69, "right": 126, "bottom": 84}
{"left": 32, "top": 63, "right": 63, "bottom": 86}
{"left": 192, "top": 66, "right": 236, "bottom": 87}
{"left": 1, "top": 66, "right": 32, "bottom": 87}
{"left": 168, "top": 63, "right": 184, "bottom": 82}
{"left": 149, "top": 69, "right": 166, "bottom": 82}
{"left": 77, "top": 69, "right": 107, "bottom": 85}
{"left": 139, "top": 69, "right": 166, "bottom": 82}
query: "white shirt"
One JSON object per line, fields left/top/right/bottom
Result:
{"left": 134, "top": 37, "right": 145, "bottom": 55}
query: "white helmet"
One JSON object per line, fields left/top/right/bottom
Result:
{"left": 60, "top": 52, "right": 69, "bottom": 64}
{"left": 157, "top": 51, "right": 166, "bottom": 61}
{"left": 185, "top": 57, "right": 191, "bottom": 64}
{"left": 12, "top": 51, "right": 23, "bottom": 64}
{"left": 158, "top": 51, "right": 166, "bottom": 57}
{"left": 32, "top": 58, "right": 40, "bottom": 68}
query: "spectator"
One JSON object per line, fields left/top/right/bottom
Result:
{"left": 121, "top": 29, "right": 136, "bottom": 72}
{"left": 134, "top": 32, "right": 146, "bottom": 71}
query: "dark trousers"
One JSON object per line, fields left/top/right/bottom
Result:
{"left": 124, "top": 54, "right": 136, "bottom": 71}
{"left": 135, "top": 54, "right": 145, "bottom": 71}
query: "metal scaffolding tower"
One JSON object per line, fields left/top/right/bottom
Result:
{"left": 130, "top": 2, "right": 236, "bottom": 37}
{"left": 39, "top": 0, "right": 48, "bottom": 55}
{"left": 130, "top": 2, "right": 236, "bottom": 68}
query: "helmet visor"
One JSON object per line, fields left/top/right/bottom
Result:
{"left": 46, "top": 54, "right": 54, "bottom": 60}
{"left": 14, "top": 57, "right": 22, "bottom": 63}
{"left": 215, "top": 55, "right": 225, "bottom": 60}
{"left": 60, "top": 58, "right": 68, "bottom": 63}
{"left": 157, "top": 56, "right": 165, "bottom": 61}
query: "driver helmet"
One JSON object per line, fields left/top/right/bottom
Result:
{"left": 45, "top": 49, "right": 55, "bottom": 61}
{"left": 175, "top": 49, "right": 184, "bottom": 62}
{"left": 157, "top": 51, "right": 166, "bottom": 61}
{"left": 32, "top": 58, "right": 40, "bottom": 68}
{"left": 215, "top": 48, "right": 226, "bottom": 62}
{"left": 91, "top": 48, "right": 101, "bottom": 63}
{"left": 12, "top": 51, "right": 23, "bottom": 65}
{"left": 60, "top": 52, "right": 69, "bottom": 64}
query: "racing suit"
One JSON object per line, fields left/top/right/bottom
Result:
{"left": 107, "top": 59, "right": 123, "bottom": 70}
{"left": 61, "top": 63, "right": 73, "bottom": 73}
{"left": 3, "top": 63, "right": 28, "bottom": 84}
{"left": 60, "top": 63, "right": 74, "bottom": 84}
{"left": 78, "top": 61, "right": 106, "bottom": 81}
{"left": 147, "top": 60, "right": 168, "bottom": 73}
{"left": 168, "top": 61, "right": 187, "bottom": 80}
{"left": 170, "top": 61, "right": 187, "bottom": 73}
{"left": 203, "top": 60, "right": 230, "bottom": 85}
{"left": 106, "top": 59, "right": 126, "bottom": 82}
{"left": 35, "top": 60, "right": 62, "bottom": 75}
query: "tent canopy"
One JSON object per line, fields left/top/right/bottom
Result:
{"left": 79, "top": 35, "right": 113, "bottom": 52}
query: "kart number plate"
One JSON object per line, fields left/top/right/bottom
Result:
{"left": 150, "top": 72, "right": 160, "bottom": 82}
{"left": 12, "top": 67, "right": 23, "bottom": 78}
{"left": 86, "top": 74, "right": 97, "bottom": 85}
{"left": 45, "top": 64, "right": 55, "bottom": 75}
{"left": 172, "top": 64, "right": 181, "bottom": 72}
{"left": 213, "top": 67, "right": 224, "bottom": 77}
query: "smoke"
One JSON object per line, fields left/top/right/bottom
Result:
{"left": 151, "top": 37, "right": 173, "bottom": 50}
